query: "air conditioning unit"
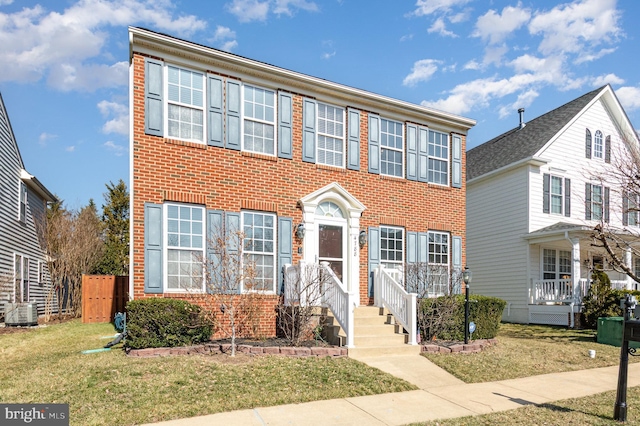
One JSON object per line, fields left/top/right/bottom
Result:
{"left": 4, "top": 302, "right": 39, "bottom": 326}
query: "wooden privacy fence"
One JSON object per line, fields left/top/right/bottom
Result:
{"left": 82, "top": 275, "right": 129, "bottom": 323}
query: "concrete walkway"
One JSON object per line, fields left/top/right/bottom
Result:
{"left": 143, "top": 356, "right": 640, "bottom": 426}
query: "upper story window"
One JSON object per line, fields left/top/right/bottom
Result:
{"left": 243, "top": 211, "right": 276, "bottom": 292}
{"left": 19, "top": 182, "right": 27, "bottom": 223}
{"left": 167, "top": 65, "right": 204, "bottom": 142}
{"left": 380, "top": 119, "right": 404, "bottom": 177}
{"left": 428, "top": 130, "right": 449, "bottom": 185}
{"left": 380, "top": 226, "right": 404, "bottom": 269}
{"left": 165, "top": 204, "right": 204, "bottom": 291}
{"left": 317, "top": 103, "right": 345, "bottom": 167}
{"left": 543, "top": 174, "right": 570, "bottom": 217}
{"left": 243, "top": 85, "right": 275, "bottom": 155}
{"left": 585, "top": 183, "right": 609, "bottom": 222}
{"left": 624, "top": 192, "right": 639, "bottom": 227}
{"left": 593, "top": 130, "right": 603, "bottom": 159}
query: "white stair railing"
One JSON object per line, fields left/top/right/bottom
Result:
{"left": 319, "top": 262, "right": 354, "bottom": 348}
{"left": 374, "top": 266, "right": 417, "bottom": 345}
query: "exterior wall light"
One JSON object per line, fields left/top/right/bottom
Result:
{"left": 296, "top": 223, "right": 305, "bottom": 240}
{"left": 359, "top": 230, "right": 367, "bottom": 248}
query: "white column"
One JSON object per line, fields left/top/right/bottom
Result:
{"left": 626, "top": 247, "right": 633, "bottom": 290}
{"left": 571, "top": 238, "right": 581, "bottom": 302}
{"left": 348, "top": 209, "right": 361, "bottom": 305}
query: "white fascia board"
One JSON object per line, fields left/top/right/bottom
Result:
{"left": 128, "top": 27, "right": 476, "bottom": 133}
{"left": 20, "top": 169, "right": 57, "bottom": 202}
{"left": 467, "top": 157, "right": 549, "bottom": 186}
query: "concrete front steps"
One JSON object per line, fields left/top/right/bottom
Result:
{"left": 326, "top": 306, "right": 420, "bottom": 358}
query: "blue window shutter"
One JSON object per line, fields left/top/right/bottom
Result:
{"left": 144, "top": 58, "right": 163, "bottom": 137}
{"left": 368, "top": 114, "right": 380, "bottom": 174}
{"left": 452, "top": 236, "right": 462, "bottom": 294}
{"left": 302, "top": 98, "right": 316, "bottom": 163}
{"left": 585, "top": 129, "right": 592, "bottom": 159}
{"left": 623, "top": 191, "right": 629, "bottom": 226}
{"left": 277, "top": 217, "right": 293, "bottom": 294}
{"left": 226, "top": 212, "right": 241, "bottom": 253}
{"left": 406, "top": 124, "right": 418, "bottom": 181}
{"left": 144, "top": 203, "right": 163, "bottom": 294}
{"left": 585, "top": 183, "right": 592, "bottom": 220}
{"left": 368, "top": 227, "right": 380, "bottom": 297}
{"left": 347, "top": 108, "right": 361, "bottom": 170}
{"left": 226, "top": 80, "right": 241, "bottom": 150}
{"left": 207, "top": 75, "right": 224, "bottom": 147}
{"left": 543, "top": 173, "right": 550, "bottom": 213}
{"left": 605, "top": 135, "right": 611, "bottom": 164}
{"left": 418, "top": 127, "right": 428, "bottom": 182}
{"left": 417, "top": 232, "right": 428, "bottom": 264}
{"left": 207, "top": 210, "right": 224, "bottom": 293}
{"left": 278, "top": 92, "right": 293, "bottom": 159}
{"left": 407, "top": 231, "right": 417, "bottom": 264}
{"left": 564, "top": 178, "right": 571, "bottom": 217}
{"left": 604, "top": 187, "right": 610, "bottom": 223}
{"left": 452, "top": 134, "right": 462, "bottom": 188}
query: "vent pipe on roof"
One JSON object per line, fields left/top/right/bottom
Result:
{"left": 518, "top": 108, "right": 526, "bottom": 129}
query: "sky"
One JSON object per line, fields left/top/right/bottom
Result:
{"left": 1, "top": 0, "right": 639, "bottom": 209}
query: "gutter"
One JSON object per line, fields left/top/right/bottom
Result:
{"left": 20, "top": 169, "right": 57, "bottom": 203}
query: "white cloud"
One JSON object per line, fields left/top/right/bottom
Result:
{"left": 463, "top": 60, "right": 480, "bottom": 70}
{"left": 0, "top": 0, "right": 14, "bottom": 5}
{"left": 574, "top": 47, "right": 617, "bottom": 64}
{"left": 66, "top": 146, "right": 76, "bottom": 152}
{"left": 412, "top": 0, "right": 471, "bottom": 17}
{"left": 38, "top": 132, "right": 57, "bottom": 147}
{"left": 497, "top": 89, "right": 539, "bottom": 119}
{"left": 226, "top": 0, "right": 317, "bottom": 22}
{"left": 472, "top": 5, "right": 531, "bottom": 45}
{"left": 400, "top": 34, "right": 414, "bottom": 42}
{"left": 528, "top": 0, "right": 622, "bottom": 56}
{"left": 403, "top": 59, "right": 442, "bottom": 87}
{"left": 615, "top": 86, "right": 640, "bottom": 111}
{"left": 98, "top": 100, "right": 129, "bottom": 135}
{"left": 212, "top": 26, "right": 237, "bottom": 52}
{"left": 103, "top": 140, "right": 126, "bottom": 156}
{"left": 0, "top": 0, "right": 206, "bottom": 90}
{"left": 428, "top": 17, "right": 457, "bottom": 37}
{"left": 448, "top": 9, "right": 470, "bottom": 23}
{"left": 591, "top": 73, "right": 624, "bottom": 87}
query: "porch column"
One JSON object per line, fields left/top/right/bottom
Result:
{"left": 626, "top": 247, "right": 633, "bottom": 290}
{"left": 571, "top": 238, "right": 581, "bottom": 302}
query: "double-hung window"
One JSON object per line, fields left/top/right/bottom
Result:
{"left": 428, "top": 231, "right": 449, "bottom": 296}
{"left": 317, "top": 103, "right": 345, "bottom": 167}
{"left": 14, "top": 254, "right": 29, "bottom": 302}
{"left": 590, "top": 184, "right": 603, "bottom": 221}
{"left": 19, "top": 182, "right": 27, "bottom": 223}
{"left": 380, "top": 226, "right": 404, "bottom": 270}
{"left": 380, "top": 119, "right": 403, "bottom": 177}
{"left": 428, "top": 130, "right": 449, "bottom": 185}
{"left": 243, "top": 85, "right": 275, "bottom": 155}
{"left": 243, "top": 211, "right": 276, "bottom": 292}
{"left": 166, "top": 204, "right": 204, "bottom": 291}
{"left": 543, "top": 249, "right": 571, "bottom": 280}
{"left": 625, "top": 193, "right": 639, "bottom": 227}
{"left": 550, "top": 176, "right": 563, "bottom": 214}
{"left": 167, "top": 66, "right": 204, "bottom": 142}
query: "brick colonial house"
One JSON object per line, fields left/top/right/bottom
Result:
{"left": 129, "top": 27, "right": 475, "bottom": 346}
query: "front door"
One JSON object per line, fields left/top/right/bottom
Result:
{"left": 318, "top": 223, "right": 344, "bottom": 281}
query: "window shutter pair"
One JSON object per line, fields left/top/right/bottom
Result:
{"left": 584, "top": 184, "right": 609, "bottom": 222}
{"left": 451, "top": 135, "right": 462, "bottom": 188}
{"left": 405, "top": 124, "right": 429, "bottom": 182}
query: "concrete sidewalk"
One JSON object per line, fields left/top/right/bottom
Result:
{"left": 143, "top": 357, "right": 640, "bottom": 426}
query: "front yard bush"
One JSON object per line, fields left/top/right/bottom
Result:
{"left": 420, "top": 294, "right": 506, "bottom": 341}
{"left": 582, "top": 270, "right": 640, "bottom": 328}
{"left": 126, "top": 298, "right": 215, "bottom": 349}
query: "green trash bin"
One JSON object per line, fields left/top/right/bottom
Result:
{"left": 597, "top": 317, "right": 640, "bottom": 348}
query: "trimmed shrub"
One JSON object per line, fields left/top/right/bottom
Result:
{"left": 420, "top": 294, "right": 506, "bottom": 341}
{"left": 582, "top": 270, "right": 640, "bottom": 328}
{"left": 126, "top": 298, "right": 215, "bottom": 349}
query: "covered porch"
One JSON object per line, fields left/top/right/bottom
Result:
{"left": 525, "top": 222, "right": 638, "bottom": 326}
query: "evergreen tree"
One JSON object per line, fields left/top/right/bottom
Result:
{"left": 94, "top": 180, "right": 130, "bottom": 275}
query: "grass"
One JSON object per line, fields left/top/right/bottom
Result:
{"left": 423, "top": 323, "right": 640, "bottom": 383}
{"left": 0, "top": 320, "right": 416, "bottom": 426}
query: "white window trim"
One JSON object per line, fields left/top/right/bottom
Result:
{"left": 426, "top": 230, "right": 450, "bottom": 296}
{"left": 18, "top": 181, "right": 27, "bottom": 223}
{"left": 164, "top": 64, "right": 206, "bottom": 145}
{"left": 316, "top": 101, "right": 346, "bottom": 168}
{"left": 541, "top": 248, "right": 572, "bottom": 280}
{"left": 549, "top": 174, "right": 564, "bottom": 215}
{"left": 590, "top": 183, "right": 604, "bottom": 221}
{"left": 379, "top": 118, "right": 404, "bottom": 178}
{"left": 163, "top": 203, "right": 206, "bottom": 293}
{"left": 241, "top": 84, "right": 278, "bottom": 156}
{"left": 241, "top": 210, "right": 277, "bottom": 293}
{"left": 380, "top": 225, "right": 404, "bottom": 269}
{"left": 427, "top": 129, "right": 450, "bottom": 187}
{"left": 593, "top": 130, "right": 604, "bottom": 159}
{"left": 14, "top": 253, "right": 30, "bottom": 303}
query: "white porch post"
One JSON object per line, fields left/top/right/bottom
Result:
{"left": 571, "top": 238, "right": 581, "bottom": 302}
{"left": 626, "top": 247, "right": 633, "bottom": 290}
{"left": 347, "top": 209, "right": 361, "bottom": 304}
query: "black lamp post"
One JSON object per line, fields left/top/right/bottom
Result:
{"left": 463, "top": 266, "right": 472, "bottom": 345}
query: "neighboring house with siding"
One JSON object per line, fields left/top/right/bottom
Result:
{"left": 128, "top": 27, "right": 475, "bottom": 343}
{"left": 467, "top": 85, "right": 639, "bottom": 327}
{"left": 0, "top": 92, "right": 57, "bottom": 317}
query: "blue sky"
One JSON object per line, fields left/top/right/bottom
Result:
{"left": 1, "top": 0, "right": 639, "bottom": 208}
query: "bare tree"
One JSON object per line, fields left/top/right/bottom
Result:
{"left": 277, "top": 261, "right": 332, "bottom": 346}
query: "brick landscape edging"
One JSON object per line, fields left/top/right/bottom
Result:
{"left": 420, "top": 338, "right": 498, "bottom": 354}
{"left": 127, "top": 343, "right": 348, "bottom": 358}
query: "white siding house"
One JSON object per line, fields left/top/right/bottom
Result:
{"left": 467, "top": 85, "right": 640, "bottom": 326}
{"left": 0, "top": 92, "right": 57, "bottom": 318}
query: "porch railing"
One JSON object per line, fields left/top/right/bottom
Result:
{"left": 282, "top": 261, "right": 354, "bottom": 347}
{"left": 374, "top": 266, "right": 418, "bottom": 345}
{"left": 531, "top": 278, "right": 634, "bottom": 304}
